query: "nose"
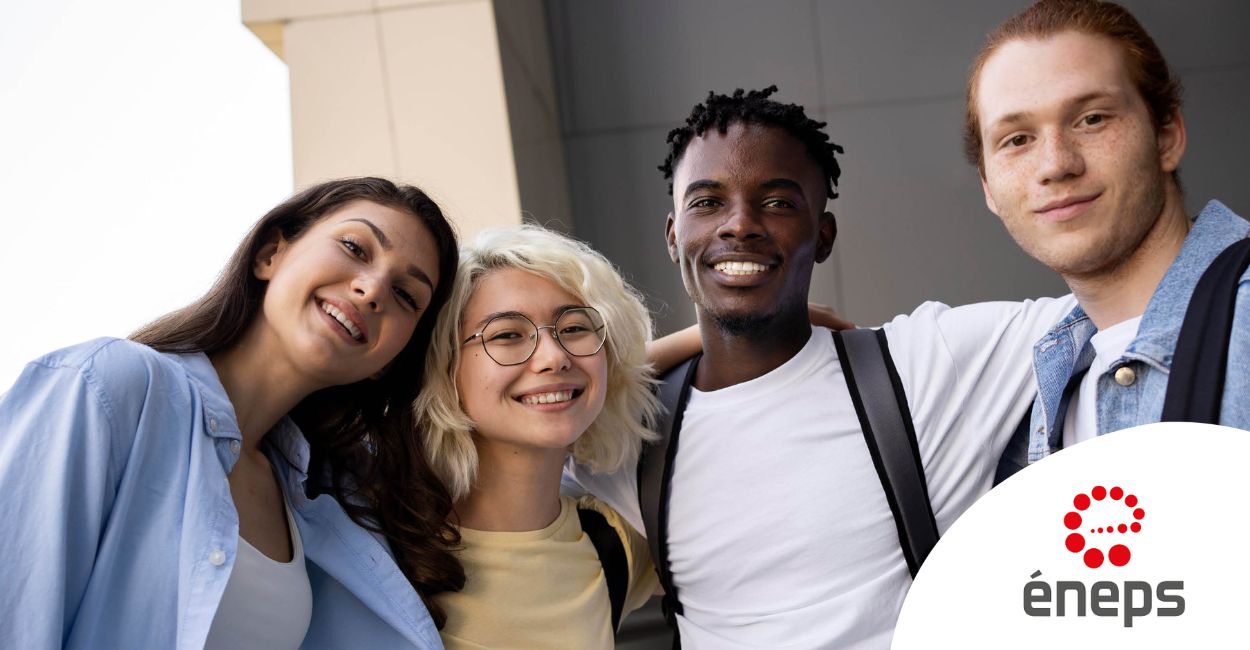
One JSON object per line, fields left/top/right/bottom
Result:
{"left": 529, "top": 326, "right": 572, "bottom": 373}
{"left": 351, "top": 272, "right": 384, "bottom": 312}
{"left": 1036, "top": 130, "right": 1084, "bottom": 185}
{"left": 716, "top": 202, "right": 766, "bottom": 241}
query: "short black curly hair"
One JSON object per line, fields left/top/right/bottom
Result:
{"left": 659, "top": 85, "right": 844, "bottom": 199}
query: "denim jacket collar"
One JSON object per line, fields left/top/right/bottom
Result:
{"left": 1030, "top": 200, "right": 1250, "bottom": 460}
{"left": 1029, "top": 305, "right": 1097, "bottom": 458}
{"left": 1126, "top": 200, "right": 1250, "bottom": 371}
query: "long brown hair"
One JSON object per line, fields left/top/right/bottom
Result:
{"left": 131, "top": 177, "right": 465, "bottom": 626}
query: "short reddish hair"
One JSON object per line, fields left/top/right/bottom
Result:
{"left": 963, "top": 0, "right": 1182, "bottom": 172}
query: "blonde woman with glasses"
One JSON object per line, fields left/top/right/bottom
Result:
{"left": 416, "top": 225, "right": 708, "bottom": 648}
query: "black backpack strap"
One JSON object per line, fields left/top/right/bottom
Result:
{"left": 833, "top": 328, "right": 938, "bottom": 577}
{"left": 992, "top": 406, "right": 1033, "bottom": 486}
{"left": 577, "top": 507, "right": 629, "bottom": 632}
{"left": 994, "top": 366, "right": 1086, "bottom": 484}
{"left": 1162, "top": 237, "right": 1250, "bottom": 423}
{"left": 638, "top": 353, "right": 700, "bottom": 643}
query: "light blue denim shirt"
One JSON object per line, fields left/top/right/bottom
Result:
{"left": 0, "top": 338, "right": 443, "bottom": 649}
{"left": 1028, "top": 200, "right": 1250, "bottom": 462}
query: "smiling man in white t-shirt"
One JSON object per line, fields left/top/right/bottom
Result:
{"left": 565, "top": 86, "right": 1072, "bottom": 649}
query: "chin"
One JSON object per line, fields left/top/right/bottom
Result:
{"left": 1043, "top": 240, "right": 1121, "bottom": 279}
{"left": 519, "top": 429, "right": 587, "bottom": 450}
{"left": 703, "top": 300, "right": 790, "bottom": 335}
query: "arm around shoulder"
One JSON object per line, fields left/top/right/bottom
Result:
{"left": 646, "top": 324, "right": 701, "bottom": 375}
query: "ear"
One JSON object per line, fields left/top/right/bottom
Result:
{"left": 253, "top": 232, "right": 289, "bottom": 281}
{"left": 1157, "top": 109, "right": 1187, "bottom": 175}
{"left": 980, "top": 174, "right": 1000, "bottom": 217}
{"left": 665, "top": 212, "right": 679, "bottom": 264}
{"left": 815, "top": 211, "right": 836, "bottom": 264}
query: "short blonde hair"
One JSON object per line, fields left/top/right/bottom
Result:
{"left": 415, "top": 225, "right": 659, "bottom": 501}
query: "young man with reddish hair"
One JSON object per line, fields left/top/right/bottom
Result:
{"left": 968, "top": 0, "right": 1250, "bottom": 469}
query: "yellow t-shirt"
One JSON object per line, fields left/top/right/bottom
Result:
{"left": 437, "top": 495, "right": 657, "bottom": 649}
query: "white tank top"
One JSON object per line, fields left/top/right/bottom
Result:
{"left": 204, "top": 499, "right": 313, "bottom": 649}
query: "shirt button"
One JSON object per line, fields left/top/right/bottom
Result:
{"left": 228, "top": 440, "right": 241, "bottom": 455}
{"left": 209, "top": 549, "right": 226, "bottom": 566}
{"left": 209, "top": 417, "right": 218, "bottom": 432}
{"left": 1114, "top": 366, "right": 1137, "bottom": 387}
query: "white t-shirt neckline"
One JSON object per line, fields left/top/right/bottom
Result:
{"left": 1062, "top": 315, "right": 1143, "bottom": 448}
{"left": 687, "top": 327, "right": 822, "bottom": 406}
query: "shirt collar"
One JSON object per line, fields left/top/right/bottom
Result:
{"left": 170, "top": 350, "right": 241, "bottom": 440}
{"left": 167, "top": 350, "right": 311, "bottom": 480}
{"left": 267, "top": 417, "right": 312, "bottom": 481}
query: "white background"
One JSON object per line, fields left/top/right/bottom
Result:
{"left": 0, "top": 0, "right": 292, "bottom": 390}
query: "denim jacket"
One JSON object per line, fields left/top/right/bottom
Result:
{"left": 1027, "top": 200, "right": 1250, "bottom": 462}
{"left": 0, "top": 338, "right": 443, "bottom": 649}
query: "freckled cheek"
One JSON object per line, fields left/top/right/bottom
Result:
{"left": 998, "top": 166, "right": 1034, "bottom": 213}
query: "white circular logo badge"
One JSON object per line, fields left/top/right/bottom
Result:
{"left": 893, "top": 423, "right": 1250, "bottom": 648}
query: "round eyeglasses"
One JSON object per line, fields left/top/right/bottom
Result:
{"left": 461, "top": 307, "right": 607, "bottom": 366}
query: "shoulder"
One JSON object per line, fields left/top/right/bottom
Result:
{"left": 2, "top": 339, "right": 197, "bottom": 482}
{"left": 573, "top": 495, "right": 642, "bottom": 551}
{"left": 18, "top": 338, "right": 196, "bottom": 439}
{"left": 883, "top": 297, "right": 1075, "bottom": 336}
{"left": 562, "top": 457, "right": 643, "bottom": 535}
{"left": 572, "top": 496, "right": 657, "bottom": 614}
{"left": 883, "top": 297, "right": 1075, "bottom": 356}
{"left": 573, "top": 495, "right": 623, "bottom": 527}
{"left": 1224, "top": 239, "right": 1250, "bottom": 306}
{"left": 29, "top": 337, "right": 180, "bottom": 388}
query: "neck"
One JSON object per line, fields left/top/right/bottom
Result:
{"left": 1065, "top": 190, "right": 1190, "bottom": 331}
{"left": 209, "top": 325, "right": 318, "bottom": 452}
{"left": 455, "top": 439, "right": 566, "bottom": 532}
{"left": 694, "top": 308, "right": 811, "bottom": 391}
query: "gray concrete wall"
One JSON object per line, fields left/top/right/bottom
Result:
{"left": 535, "top": 0, "right": 1250, "bottom": 333}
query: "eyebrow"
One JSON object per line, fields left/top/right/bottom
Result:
{"left": 990, "top": 91, "right": 1121, "bottom": 131}
{"left": 473, "top": 304, "right": 590, "bottom": 328}
{"left": 407, "top": 264, "right": 433, "bottom": 290}
{"left": 346, "top": 218, "right": 391, "bottom": 249}
{"left": 760, "top": 178, "right": 805, "bottom": 194}
{"left": 346, "top": 217, "right": 433, "bottom": 289}
{"left": 682, "top": 179, "right": 722, "bottom": 201}
{"left": 682, "top": 178, "right": 807, "bottom": 201}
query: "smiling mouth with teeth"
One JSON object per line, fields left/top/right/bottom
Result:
{"left": 322, "top": 301, "right": 364, "bottom": 342}
{"left": 519, "top": 389, "right": 579, "bottom": 405}
{"left": 713, "top": 261, "right": 771, "bottom": 276}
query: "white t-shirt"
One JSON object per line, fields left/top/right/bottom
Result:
{"left": 563, "top": 298, "right": 1075, "bottom": 649}
{"left": 1062, "top": 316, "right": 1143, "bottom": 448}
{"left": 204, "top": 499, "right": 312, "bottom": 650}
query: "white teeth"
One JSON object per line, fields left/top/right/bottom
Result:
{"left": 714, "top": 261, "right": 770, "bottom": 275}
{"left": 521, "top": 390, "right": 575, "bottom": 405}
{"left": 322, "top": 302, "right": 363, "bottom": 341}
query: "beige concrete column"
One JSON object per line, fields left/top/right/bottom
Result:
{"left": 244, "top": 0, "right": 569, "bottom": 238}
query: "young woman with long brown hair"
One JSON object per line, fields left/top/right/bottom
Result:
{"left": 0, "top": 177, "right": 463, "bottom": 649}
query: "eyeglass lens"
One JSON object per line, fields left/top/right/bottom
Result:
{"left": 480, "top": 308, "right": 606, "bottom": 365}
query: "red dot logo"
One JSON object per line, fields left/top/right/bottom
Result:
{"left": 1062, "top": 485, "right": 1143, "bottom": 568}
